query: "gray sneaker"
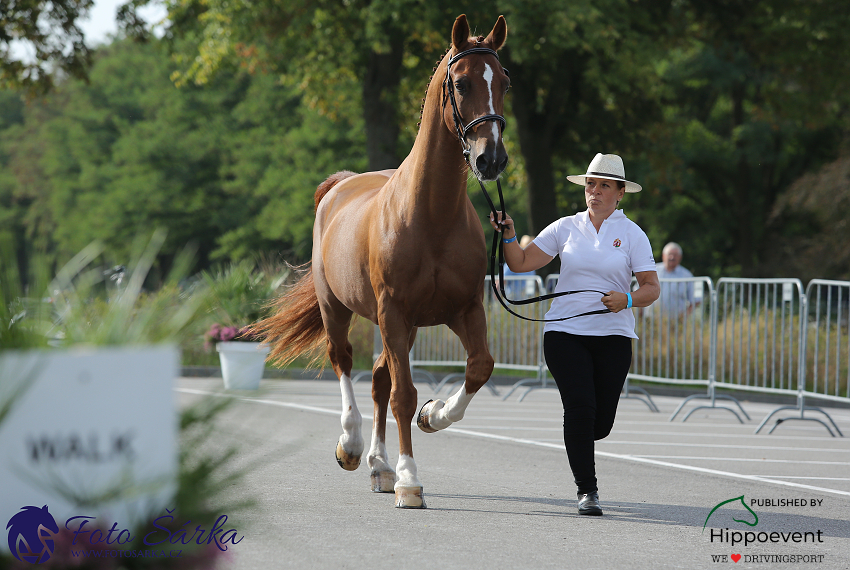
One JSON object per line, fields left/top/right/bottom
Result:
{"left": 577, "top": 492, "right": 603, "bottom": 516}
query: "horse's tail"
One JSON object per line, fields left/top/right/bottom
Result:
{"left": 255, "top": 265, "right": 326, "bottom": 369}
{"left": 256, "top": 171, "right": 359, "bottom": 369}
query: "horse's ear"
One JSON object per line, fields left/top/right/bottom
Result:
{"left": 485, "top": 15, "right": 507, "bottom": 51}
{"left": 452, "top": 14, "right": 470, "bottom": 51}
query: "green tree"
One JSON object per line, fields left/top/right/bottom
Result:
{"left": 482, "top": 0, "right": 670, "bottom": 237}
{"left": 162, "top": 0, "right": 455, "bottom": 171}
{"left": 0, "top": 36, "right": 367, "bottom": 269}
{"left": 636, "top": 0, "right": 850, "bottom": 276}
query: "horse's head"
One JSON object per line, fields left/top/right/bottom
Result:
{"left": 443, "top": 14, "right": 509, "bottom": 182}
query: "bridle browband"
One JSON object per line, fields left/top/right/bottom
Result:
{"left": 443, "top": 46, "right": 612, "bottom": 323}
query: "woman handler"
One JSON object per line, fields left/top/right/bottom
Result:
{"left": 490, "top": 153, "right": 659, "bottom": 516}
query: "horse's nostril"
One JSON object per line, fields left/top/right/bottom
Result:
{"left": 498, "top": 155, "right": 508, "bottom": 172}
{"left": 476, "top": 153, "right": 491, "bottom": 173}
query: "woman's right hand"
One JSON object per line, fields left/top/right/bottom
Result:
{"left": 489, "top": 211, "right": 515, "bottom": 235}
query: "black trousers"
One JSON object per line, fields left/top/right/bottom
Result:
{"left": 543, "top": 331, "right": 632, "bottom": 495}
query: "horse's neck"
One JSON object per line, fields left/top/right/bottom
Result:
{"left": 396, "top": 69, "right": 469, "bottom": 223}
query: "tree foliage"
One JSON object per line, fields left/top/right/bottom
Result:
{"left": 0, "top": 0, "right": 94, "bottom": 94}
{"left": 0, "top": 38, "right": 365, "bottom": 272}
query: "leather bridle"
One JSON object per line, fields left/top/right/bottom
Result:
{"left": 442, "top": 47, "right": 612, "bottom": 323}
{"left": 442, "top": 47, "right": 507, "bottom": 163}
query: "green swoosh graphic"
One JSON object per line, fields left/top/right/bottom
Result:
{"left": 702, "top": 495, "right": 759, "bottom": 532}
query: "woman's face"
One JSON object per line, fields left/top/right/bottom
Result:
{"left": 584, "top": 177, "right": 625, "bottom": 213}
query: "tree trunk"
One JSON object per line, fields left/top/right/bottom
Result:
{"left": 730, "top": 81, "right": 757, "bottom": 276}
{"left": 506, "top": 54, "right": 562, "bottom": 276}
{"left": 362, "top": 36, "right": 404, "bottom": 171}
{"left": 505, "top": 58, "right": 559, "bottom": 236}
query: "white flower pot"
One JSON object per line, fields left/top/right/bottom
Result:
{"left": 216, "top": 341, "right": 270, "bottom": 390}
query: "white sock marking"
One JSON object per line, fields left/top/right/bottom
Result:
{"left": 428, "top": 384, "right": 476, "bottom": 431}
{"left": 395, "top": 454, "right": 421, "bottom": 489}
{"left": 367, "top": 426, "right": 393, "bottom": 474}
{"left": 339, "top": 373, "right": 363, "bottom": 454}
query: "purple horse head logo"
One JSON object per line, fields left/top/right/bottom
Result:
{"left": 6, "top": 505, "right": 59, "bottom": 564}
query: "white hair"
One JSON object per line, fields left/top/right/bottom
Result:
{"left": 663, "top": 242, "right": 683, "bottom": 256}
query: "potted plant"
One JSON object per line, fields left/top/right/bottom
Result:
{"left": 206, "top": 323, "right": 270, "bottom": 390}
{"left": 199, "top": 260, "right": 286, "bottom": 390}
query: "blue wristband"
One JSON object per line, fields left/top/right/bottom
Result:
{"left": 502, "top": 235, "right": 517, "bottom": 244}
{"left": 626, "top": 292, "right": 633, "bottom": 309}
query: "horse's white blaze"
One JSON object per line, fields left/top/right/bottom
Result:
{"left": 483, "top": 63, "right": 500, "bottom": 144}
{"left": 338, "top": 373, "right": 363, "bottom": 453}
{"left": 395, "top": 454, "right": 421, "bottom": 489}
{"left": 367, "top": 426, "right": 393, "bottom": 473}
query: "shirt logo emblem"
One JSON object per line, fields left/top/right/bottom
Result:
{"left": 613, "top": 239, "right": 621, "bottom": 248}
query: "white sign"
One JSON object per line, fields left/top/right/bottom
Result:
{"left": 782, "top": 282, "right": 794, "bottom": 303}
{"left": 0, "top": 345, "right": 178, "bottom": 549}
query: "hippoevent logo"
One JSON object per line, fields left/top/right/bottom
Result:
{"left": 703, "top": 495, "right": 758, "bottom": 531}
{"left": 6, "top": 505, "right": 59, "bottom": 564}
{"left": 6, "top": 505, "right": 243, "bottom": 564}
{"left": 704, "top": 494, "right": 826, "bottom": 564}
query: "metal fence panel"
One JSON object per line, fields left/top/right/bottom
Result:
{"left": 631, "top": 277, "right": 715, "bottom": 387}
{"left": 804, "top": 280, "right": 850, "bottom": 403}
{"left": 714, "top": 278, "right": 805, "bottom": 395}
{"left": 410, "top": 275, "right": 546, "bottom": 373}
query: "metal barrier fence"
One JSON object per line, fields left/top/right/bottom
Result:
{"left": 634, "top": 277, "right": 719, "bottom": 417}
{"left": 754, "top": 279, "right": 848, "bottom": 436}
{"left": 410, "top": 275, "right": 546, "bottom": 395}
{"left": 805, "top": 280, "right": 850, "bottom": 403}
{"left": 360, "top": 274, "right": 849, "bottom": 436}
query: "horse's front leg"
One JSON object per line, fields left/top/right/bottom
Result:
{"left": 379, "top": 310, "right": 425, "bottom": 508}
{"left": 418, "top": 302, "right": 494, "bottom": 432}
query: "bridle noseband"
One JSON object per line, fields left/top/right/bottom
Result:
{"left": 442, "top": 47, "right": 508, "bottom": 162}
{"left": 442, "top": 46, "right": 613, "bottom": 323}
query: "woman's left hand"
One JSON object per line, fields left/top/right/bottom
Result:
{"left": 601, "top": 291, "right": 629, "bottom": 313}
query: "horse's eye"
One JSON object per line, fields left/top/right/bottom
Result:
{"left": 455, "top": 81, "right": 465, "bottom": 94}
{"left": 503, "top": 67, "right": 510, "bottom": 77}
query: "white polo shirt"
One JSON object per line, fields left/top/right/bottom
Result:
{"left": 534, "top": 209, "right": 656, "bottom": 338}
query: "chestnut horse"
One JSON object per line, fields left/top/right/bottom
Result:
{"left": 257, "top": 14, "right": 509, "bottom": 508}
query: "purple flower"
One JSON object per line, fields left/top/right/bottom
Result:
{"left": 220, "top": 326, "right": 238, "bottom": 341}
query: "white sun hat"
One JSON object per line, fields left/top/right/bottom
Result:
{"left": 566, "top": 153, "right": 642, "bottom": 193}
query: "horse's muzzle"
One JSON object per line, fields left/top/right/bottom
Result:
{"left": 473, "top": 143, "right": 508, "bottom": 181}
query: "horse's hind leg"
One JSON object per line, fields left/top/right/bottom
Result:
{"left": 366, "top": 350, "right": 396, "bottom": 492}
{"left": 321, "top": 301, "right": 364, "bottom": 471}
{"left": 418, "top": 302, "right": 494, "bottom": 432}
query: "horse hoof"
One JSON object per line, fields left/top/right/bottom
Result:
{"left": 335, "top": 440, "right": 361, "bottom": 471}
{"left": 417, "top": 399, "right": 442, "bottom": 433}
{"left": 395, "top": 486, "right": 426, "bottom": 508}
{"left": 370, "top": 470, "right": 396, "bottom": 493}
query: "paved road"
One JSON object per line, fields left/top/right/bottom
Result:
{"left": 176, "top": 377, "right": 850, "bottom": 570}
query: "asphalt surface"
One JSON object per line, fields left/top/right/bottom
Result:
{"left": 175, "top": 377, "right": 850, "bottom": 570}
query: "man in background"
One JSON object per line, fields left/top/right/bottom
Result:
{"left": 655, "top": 242, "right": 695, "bottom": 315}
